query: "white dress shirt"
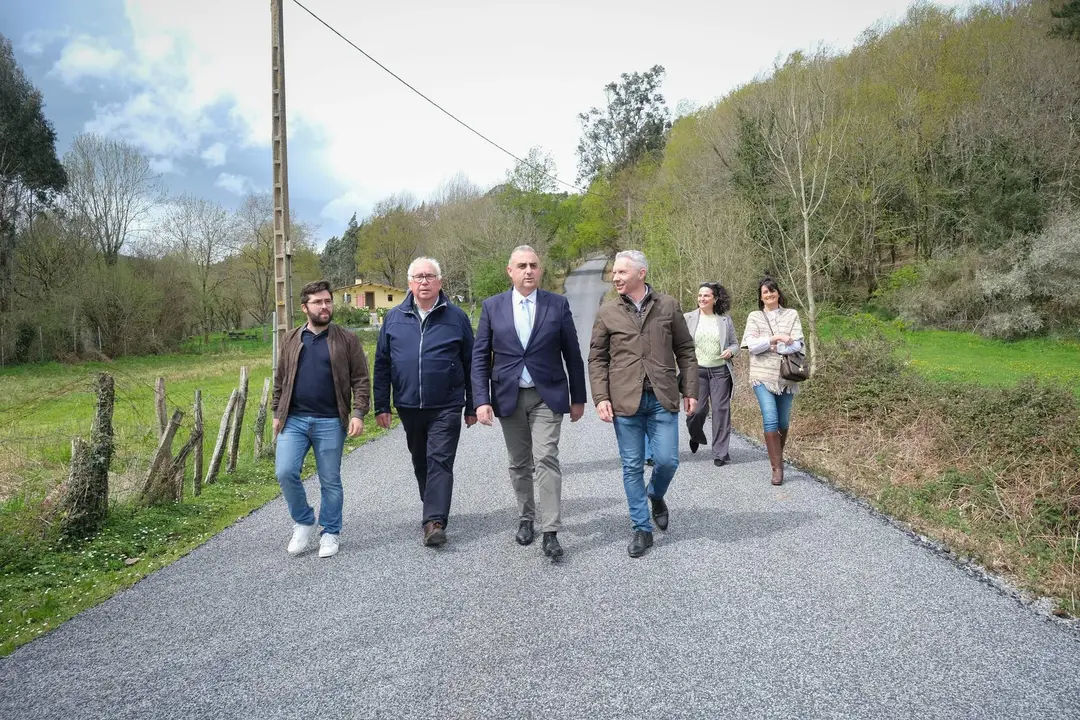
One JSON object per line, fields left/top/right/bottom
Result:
{"left": 512, "top": 288, "right": 537, "bottom": 387}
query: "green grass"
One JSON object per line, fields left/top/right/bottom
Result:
{"left": 818, "top": 313, "right": 1080, "bottom": 395}
{"left": 0, "top": 330, "right": 385, "bottom": 656}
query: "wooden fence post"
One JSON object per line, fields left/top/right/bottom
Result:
{"left": 227, "top": 367, "right": 249, "bottom": 473}
{"left": 60, "top": 373, "right": 115, "bottom": 536}
{"left": 140, "top": 410, "right": 183, "bottom": 506}
{"left": 193, "top": 390, "right": 204, "bottom": 496}
{"left": 254, "top": 377, "right": 271, "bottom": 459}
{"left": 155, "top": 377, "right": 167, "bottom": 438}
{"left": 204, "top": 389, "right": 238, "bottom": 486}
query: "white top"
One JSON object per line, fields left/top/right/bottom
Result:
{"left": 512, "top": 288, "right": 537, "bottom": 387}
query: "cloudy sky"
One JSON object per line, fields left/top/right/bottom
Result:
{"left": 4, "top": 0, "right": 968, "bottom": 245}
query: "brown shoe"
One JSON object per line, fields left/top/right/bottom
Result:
{"left": 764, "top": 431, "right": 784, "bottom": 486}
{"left": 423, "top": 520, "right": 447, "bottom": 546}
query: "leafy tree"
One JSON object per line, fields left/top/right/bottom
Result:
{"left": 506, "top": 146, "right": 558, "bottom": 194}
{"left": 319, "top": 213, "right": 359, "bottom": 288}
{"left": 576, "top": 65, "right": 671, "bottom": 183}
{"left": 1050, "top": 0, "right": 1080, "bottom": 41}
{"left": 356, "top": 194, "right": 421, "bottom": 288}
{"left": 0, "top": 34, "right": 67, "bottom": 311}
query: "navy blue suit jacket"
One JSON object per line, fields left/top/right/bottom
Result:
{"left": 471, "top": 289, "right": 587, "bottom": 417}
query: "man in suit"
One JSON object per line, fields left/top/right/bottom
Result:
{"left": 472, "top": 245, "right": 587, "bottom": 559}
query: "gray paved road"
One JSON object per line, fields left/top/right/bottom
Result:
{"left": 2, "top": 256, "right": 1078, "bottom": 719}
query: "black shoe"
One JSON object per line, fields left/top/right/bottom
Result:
{"left": 650, "top": 496, "right": 669, "bottom": 531}
{"left": 645, "top": 458, "right": 654, "bottom": 467}
{"left": 542, "top": 532, "right": 564, "bottom": 559}
{"left": 714, "top": 458, "right": 727, "bottom": 467}
{"left": 627, "top": 530, "right": 654, "bottom": 558}
{"left": 515, "top": 519, "right": 535, "bottom": 546}
{"left": 690, "top": 440, "right": 699, "bottom": 454}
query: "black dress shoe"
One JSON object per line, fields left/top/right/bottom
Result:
{"left": 650, "top": 496, "right": 669, "bottom": 531}
{"left": 690, "top": 440, "right": 699, "bottom": 454}
{"left": 713, "top": 458, "right": 727, "bottom": 467}
{"left": 542, "top": 532, "right": 564, "bottom": 559}
{"left": 515, "top": 519, "right": 535, "bottom": 546}
{"left": 627, "top": 530, "right": 654, "bottom": 558}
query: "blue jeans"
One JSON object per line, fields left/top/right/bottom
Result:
{"left": 612, "top": 391, "right": 679, "bottom": 532}
{"left": 753, "top": 384, "right": 794, "bottom": 433}
{"left": 275, "top": 415, "right": 346, "bottom": 534}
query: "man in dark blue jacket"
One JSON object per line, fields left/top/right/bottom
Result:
{"left": 375, "top": 257, "right": 477, "bottom": 547}
{"left": 471, "top": 246, "right": 587, "bottom": 559}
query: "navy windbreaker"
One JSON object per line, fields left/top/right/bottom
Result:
{"left": 374, "top": 291, "right": 475, "bottom": 415}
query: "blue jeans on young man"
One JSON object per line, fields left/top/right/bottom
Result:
{"left": 275, "top": 415, "right": 347, "bottom": 535}
{"left": 612, "top": 391, "right": 679, "bottom": 532}
{"left": 753, "top": 384, "right": 794, "bottom": 433}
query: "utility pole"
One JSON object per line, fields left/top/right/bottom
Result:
{"left": 271, "top": 0, "right": 293, "bottom": 359}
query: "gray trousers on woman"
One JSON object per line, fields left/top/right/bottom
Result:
{"left": 686, "top": 365, "right": 733, "bottom": 460}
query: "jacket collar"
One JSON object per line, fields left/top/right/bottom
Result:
{"left": 404, "top": 290, "right": 448, "bottom": 315}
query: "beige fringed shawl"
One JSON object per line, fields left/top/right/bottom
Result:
{"left": 741, "top": 307, "right": 803, "bottom": 395}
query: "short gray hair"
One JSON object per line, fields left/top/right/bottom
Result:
{"left": 615, "top": 250, "right": 648, "bottom": 272}
{"left": 508, "top": 245, "right": 539, "bottom": 264}
{"left": 408, "top": 257, "right": 442, "bottom": 279}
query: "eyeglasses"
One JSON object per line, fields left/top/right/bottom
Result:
{"left": 409, "top": 274, "right": 439, "bottom": 283}
{"left": 305, "top": 299, "right": 333, "bottom": 307}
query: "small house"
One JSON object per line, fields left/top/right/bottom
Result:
{"left": 332, "top": 279, "right": 407, "bottom": 311}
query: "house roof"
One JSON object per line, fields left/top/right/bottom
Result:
{"left": 333, "top": 281, "right": 406, "bottom": 293}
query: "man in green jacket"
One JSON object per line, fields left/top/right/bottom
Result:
{"left": 589, "top": 250, "right": 698, "bottom": 558}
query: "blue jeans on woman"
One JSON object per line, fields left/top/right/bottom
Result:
{"left": 753, "top": 384, "right": 794, "bottom": 433}
{"left": 275, "top": 415, "right": 347, "bottom": 535}
{"left": 612, "top": 391, "right": 679, "bottom": 532}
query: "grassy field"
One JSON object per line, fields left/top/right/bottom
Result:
{"left": 0, "top": 329, "right": 384, "bottom": 655}
{"left": 817, "top": 313, "right": 1080, "bottom": 394}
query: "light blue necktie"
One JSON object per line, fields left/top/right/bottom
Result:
{"left": 519, "top": 298, "right": 534, "bottom": 387}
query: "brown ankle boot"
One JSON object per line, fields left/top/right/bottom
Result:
{"left": 764, "top": 431, "right": 784, "bottom": 485}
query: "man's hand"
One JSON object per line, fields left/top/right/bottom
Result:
{"left": 596, "top": 400, "right": 614, "bottom": 423}
{"left": 465, "top": 414, "right": 478, "bottom": 428}
{"left": 376, "top": 412, "right": 392, "bottom": 430}
{"left": 347, "top": 417, "right": 363, "bottom": 437}
{"left": 476, "top": 405, "right": 495, "bottom": 426}
{"left": 569, "top": 403, "right": 584, "bottom": 422}
{"left": 273, "top": 418, "right": 281, "bottom": 437}
{"left": 684, "top": 397, "right": 698, "bottom": 415}
{"left": 721, "top": 349, "right": 733, "bottom": 360}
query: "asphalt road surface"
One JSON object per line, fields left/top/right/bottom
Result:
{"left": 2, "top": 256, "right": 1078, "bottom": 719}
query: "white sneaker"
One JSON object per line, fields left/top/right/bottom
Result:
{"left": 318, "top": 533, "right": 340, "bottom": 558}
{"left": 287, "top": 523, "right": 315, "bottom": 555}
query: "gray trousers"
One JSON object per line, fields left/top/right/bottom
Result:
{"left": 686, "top": 365, "right": 733, "bottom": 460}
{"left": 498, "top": 387, "right": 564, "bottom": 532}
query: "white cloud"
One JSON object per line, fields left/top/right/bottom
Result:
{"left": 200, "top": 142, "right": 227, "bottom": 167}
{"left": 51, "top": 35, "right": 126, "bottom": 85}
{"left": 149, "top": 157, "right": 179, "bottom": 174}
{"left": 215, "top": 172, "right": 250, "bottom": 196}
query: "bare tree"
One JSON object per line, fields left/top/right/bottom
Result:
{"left": 63, "top": 133, "right": 163, "bottom": 264}
{"left": 235, "top": 192, "right": 275, "bottom": 339}
{"left": 753, "top": 55, "right": 850, "bottom": 373}
{"left": 160, "top": 194, "right": 235, "bottom": 343}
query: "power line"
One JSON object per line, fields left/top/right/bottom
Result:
{"left": 289, "top": 0, "right": 584, "bottom": 194}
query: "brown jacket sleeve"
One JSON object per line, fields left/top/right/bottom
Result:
{"left": 672, "top": 305, "right": 698, "bottom": 399}
{"left": 349, "top": 334, "right": 371, "bottom": 418}
{"left": 587, "top": 309, "right": 611, "bottom": 406}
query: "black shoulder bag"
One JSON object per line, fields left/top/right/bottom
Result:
{"left": 762, "top": 311, "right": 810, "bottom": 382}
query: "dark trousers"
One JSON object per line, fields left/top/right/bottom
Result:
{"left": 686, "top": 365, "right": 733, "bottom": 460}
{"left": 398, "top": 406, "right": 463, "bottom": 526}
